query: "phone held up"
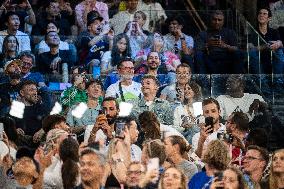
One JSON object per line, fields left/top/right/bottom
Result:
{"left": 205, "top": 116, "right": 214, "bottom": 134}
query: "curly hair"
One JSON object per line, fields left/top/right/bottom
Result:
{"left": 139, "top": 111, "right": 161, "bottom": 140}
{"left": 269, "top": 149, "right": 284, "bottom": 189}
{"left": 202, "top": 140, "right": 231, "bottom": 170}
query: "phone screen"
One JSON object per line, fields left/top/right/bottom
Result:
{"left": 205, "top": 117, "right": 214, "bottom": 133}
{"left": 147, "top": 158, "right": 159, "bottom": 171}
{"left": 115, "top": 122, "right": 126, "bottom": 139}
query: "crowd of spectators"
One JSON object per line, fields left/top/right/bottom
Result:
{"left": 0, "top": 0, "right": 284, "bottom": 189}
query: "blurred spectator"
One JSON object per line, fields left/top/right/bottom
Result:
{"left": 125, "top": 19, "right": 148, "bottom": 58}
{"left": 101, "top": 33, "right": 131, "bottom": 75}
{"left": 159, "top": 167, "right": 188, "bottom": 189}
{"left": 135, "top": 32, "right": 180, "bottom": 75}
{"left": 173, "top": 81, "right": 202, "bottom": 142}
{"left": 245, "top": 128, "right": 269, "bottom": 150}
{"left": 66, "top": 79, "right": 103, "bottom": 140}
{"left": 260, "top": 148, "right": 284, "bottom": 189}
{"left": 42, "top": 128, "right": 69, "bottom": 188}
{"left": 192, "top": 98, "right": 226, "bottom": 158}
{"left": 216, "top": 75, "right": 265, "bottom": 120}
{"left": 75, "top": 0, "right": 109, "bottom": 33}
{"left": 103, "top": 137, "right": 131, "bottom": 187}
{"left": 248, "top": 7, "right": 284, "bottom": 74}
{"left": 105, "top": 58, "right": 142, "bottom": 102}
{"left": 0, "top": 0, "right": 35, "bottom": 33}
{"left": 189, "top": 140, "right": 231, "bottom": 189}
{"left": 139, "top": 111, "right": 184, "bottom": 141}
{"left": 110, "top": 0, "right": 139, "bottom": 35}
{"left": 75, "top": 149, "right": 106, "bottom": 189}
{"left": 164, "top": 15, "right": 194, "bottom": 69}
{"left": 164, "top": 135, "right": 198, "bottom": 180}
{"left": 135, "top": 51, "right": 176, "bottom": 87}
{"left": 134, "top": 10, "right": 150, "bottom": 35}
{"left": 210, "top": 166, "right": 248, "bottom": 189}
{"left": 137, "top": 0, "right": 167, "bottom": 32}
{"left": 0, "top": 73, "right": 21, "bottom": 115}
{"left": 0, "top": 11, "right": 31, "bottom": 53}
{"left": 160, "top": 64, "right": 195, "bottom": 103}
{"left": 0, "top": 35, "right": 18, "bottom": 70}
{"left": 13, "top": 80, "right": 51, "bottom": 138}
{"left": 86, "top": 97, "right": 119, "bottom": 145}
{"left": 60, "top": 74, "right": 87, "bottom": 110}
{"left": 124, "top": 116, "right": 141, "bottom": 162}
{"left": 77, "top": 11, "right": 112, "bottom": 74}
{"left": 0, "top": 58, "right": 21, "bottom": 83}
{"left": 195, "top": 10, "right": 243, "bottom": 74}
{"left": 225, "top": 112, "right": 249, "bottom": 166}
{"left": 125, "top": 162, "right": 145, "bottom": 188}
{"left": 242, "top": 145, "right": 269, "bottom": 189}
{"left": 19, "top": 51, "right": 46, "bottom": 88}
{"left": 36, "top": 21, "right": 69, "bottom": 55}
{"left": 131, "top": 75, "right": 173, "bottom": 125}
{"left": 36, "top": 31, "right": 74, "bottom": 75}
{"left": 31, "top": 0, "right": 72, "bottom": 39}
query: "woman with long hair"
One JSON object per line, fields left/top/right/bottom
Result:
{"left": 260, "top": 149, "right": 284, "bottom": 189}
{"left": 0, "top": 35, "right": 19, "bottom": 69}
{"left": 101, "top": 33, "right": 131, "bottom": 75}
{"left": 164, "top": 135, "right": 198, "bottom": 180}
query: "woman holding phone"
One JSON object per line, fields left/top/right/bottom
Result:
{"left": 210, "top": 166, "right": 248, "bottom": 189}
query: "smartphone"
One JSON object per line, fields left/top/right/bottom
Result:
{"left": 115, "top": 121, "right": 126, "bottom": 139}
{"left": 205, "top": 117, "right": 214, "bottom": 134}
{"left": 131, "top": 22, "right": 138, "bottom": 35}
{"left": 147, "top": 158, "right": 159, "bottom": 171}
{"left": 0, "top": 123, "right": 4, "bottom": 141}
{"left": 213, "top": 35, "right": 222, "bottom": 40}
{"left": 118, "top": 102, "right": 133, "bottom": 117}
{"left": 214, "top": 172, "right": 224, "bottom": 189}
{"left": 214, "top": 171, "right": 223, "bottom": 181}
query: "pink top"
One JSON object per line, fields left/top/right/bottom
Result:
{"left": 75, "top": 1, "right": 109, "bottom": 31}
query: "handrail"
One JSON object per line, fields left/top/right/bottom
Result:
{"left": 184, "top": 0, "right": 207, "bottom": 31}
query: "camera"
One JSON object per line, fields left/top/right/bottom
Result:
{"left": 205, "top": 117, "right": 214, "bottom": 134}
{"left": 214, "top": 171, "right": 224, "bottom": 189}
{"left": 217, "top": 132, "right": 234, "bottom": 143}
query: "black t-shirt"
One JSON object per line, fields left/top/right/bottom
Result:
{"left": 36, "top": 50, "right": 73, "bottom": 74}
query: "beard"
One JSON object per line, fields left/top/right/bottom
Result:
{"left": 120, "top": 73, "right": 134, "bottom": 81}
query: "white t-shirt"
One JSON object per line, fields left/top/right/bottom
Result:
{"left": 216, "top": 93, "right": 265, "bottom": 119}
{"left": 0, "top": 141, "right": 16, "bottom": 160}
{"left": 191, "top": 124, "right": 226, "bottom": 153}
{"left": 0, "top": 30, "right": 31, "bottom": 53}
{"left": 105, "top": 81, "right": 142, "bottom": 101}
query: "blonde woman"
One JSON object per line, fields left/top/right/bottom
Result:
{"left": 158, "top": 167, "right": 187, "bottom": 189}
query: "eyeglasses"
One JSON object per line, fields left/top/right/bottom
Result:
{"left": 243, "top": 156, "right": 263, "bottom": 161}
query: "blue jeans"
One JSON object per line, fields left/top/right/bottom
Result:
{"left": 249, "top": 48, "right": 284, "bottom": 74}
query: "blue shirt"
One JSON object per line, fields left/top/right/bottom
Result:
{"left": 188, "top": 171, "right": 212, "bottom": 189}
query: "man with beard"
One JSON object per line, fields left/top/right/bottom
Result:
{"left": 195, "top": 10, "right": 243, "bottom": 74}
{"left": 131, "top": 75, "right": 173, "bottom": 125}
{"left": 86, "top": 97, "right": 119, "bottom": 145}
{"left": 105, "top": 58, "right": 142, "bottom": 102}
{"left": 192, "top": 98, "right": 226, "bottom": 158}
{"left": 36, "top": 31, "right": 73, "bottom": 75}
{"left": 0, "top": 11, "right": 31, "bottom": 53}
{"left": 216, "top": 75, "right": 265, "bottom": 120}
{"left": 12, "top": 80, "right": 51, "bottom": 141}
